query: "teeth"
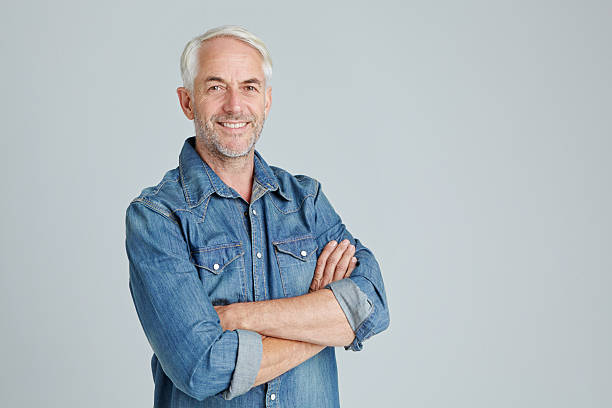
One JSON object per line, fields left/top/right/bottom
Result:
{"left": 220, "top": 122, "right": 247, "bottom": 129}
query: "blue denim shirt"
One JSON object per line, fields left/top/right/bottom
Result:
{"left": 126, "top": 137, "right": 390, "bottom": 407}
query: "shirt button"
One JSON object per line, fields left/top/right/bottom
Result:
{"left": 300, "top": 250, "right": 307, "bottom": 257}
{"left": 244, "top": 211, "right": 248, "bottom": 217}
{"left": 252, "top": 209, "right": 257, "bottom": 215}
{"left": 270, "top": 394, "right": 276, "bottom": 400}
{"left": 213, "top": 263, "right": 220, "bottom": 271}
{"left": 256, "top": 252, "right": 262, "bottom": 259}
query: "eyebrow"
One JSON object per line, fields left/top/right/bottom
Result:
{"left": 242, "top": 78, "right": 262, "bottom": 86}
{"left": 205, "top": 76, "right": 226, "bottom": 83}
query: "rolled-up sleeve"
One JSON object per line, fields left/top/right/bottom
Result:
{"left": 126, "top": 201, "right": 261, "bottom": 401}
{"left": 222, "top": 329, "right": 262, "bottom": 400}
{"left": 311, "top": 181, "right": 390, "bottom": 351}
{"left": 325, "top": 278, "right": 373, "bottom": 333}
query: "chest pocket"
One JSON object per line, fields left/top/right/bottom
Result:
{"left": 191, "top": 243, "right": 245, "bottom": 304}
{"left": 272, "top": 235, "right": 318, "bottom": 297}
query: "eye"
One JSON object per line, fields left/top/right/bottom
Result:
{"left": 208, "top": 85, "right": 223, "bottom": 92}
{"left": 245, "top": 85, "right": 257, "bottom": 92}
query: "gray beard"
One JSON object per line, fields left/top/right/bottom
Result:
{"left": 194, "top": 111, "right": 264, "bottom": 159}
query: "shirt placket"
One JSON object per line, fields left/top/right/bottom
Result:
{"left": 249, "top": 183, "right": 284, "bottom": 406}
{"left": 248, "top": 186, "right": 268, "bottom": 302}
{"left": 265, "top": 378, "right": 281, "bottom": 407}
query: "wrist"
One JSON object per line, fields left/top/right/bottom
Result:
{"left": 234, "top": 301, "right": 251, "bottom": 331}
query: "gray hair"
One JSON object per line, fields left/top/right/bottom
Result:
{"left": 180, "top": 25, "right": 273, "bottom": 92}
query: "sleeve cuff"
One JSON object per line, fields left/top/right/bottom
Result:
{"left": 325, "top": 278, "right": 373, "bottom": 334}
{"left": 222, "top": 329, "right": 262, "bottom": 400}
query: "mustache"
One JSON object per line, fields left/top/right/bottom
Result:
{"left": 212, "top": 114, "right": 255, "bottom": 122}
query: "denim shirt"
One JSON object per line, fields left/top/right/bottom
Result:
{"left": 126, "top": 137, "right": 390, "bottom": 407}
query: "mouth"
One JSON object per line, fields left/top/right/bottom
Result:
{"left": 217, "top": 121, "right": 249, "bottom": 129}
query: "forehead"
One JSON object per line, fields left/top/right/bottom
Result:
{"left": 196, "top": 37, "right": 264, "bottom": 81}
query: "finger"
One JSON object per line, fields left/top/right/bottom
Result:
{"left": 310, "top": 240, "right": 338, "bottom": 291}
{"left": 333, "top": 244, "right": 355, "bottom": 282}
{"left": 320, "top": 239, "right": 350, "bottom": 288}
{"left": 344, "top": 256, "right": 357, "bottom": 278}
{"left": 311, "top": 240, "right": 338, "bottom": 290}
{"left": 333, "top": 244, "right": 355, "bottom": 281}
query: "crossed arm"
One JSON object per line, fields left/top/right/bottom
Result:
{"left": 127, "top": 186, "right": 389, "bottom": 400}
{"left": 215, "top": 239, "right": 358, "bottom": 386}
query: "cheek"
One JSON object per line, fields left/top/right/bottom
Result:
{"left": 196, "top": 97, "right": 222, "bottom": 116}
{"left": 199, "top": 109, "right": 220, "bottom": 125}
{"left": 249, "top": 101, "right": 267, "bottom": 117}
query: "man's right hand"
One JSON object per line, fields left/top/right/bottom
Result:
{"left": 309, "top": 239, "right": 356, "bottom": 292}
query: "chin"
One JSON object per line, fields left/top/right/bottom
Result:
{"left": 216, "top": 143, "right": 254, "bottom": 158}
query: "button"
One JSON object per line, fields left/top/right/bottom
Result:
{"left": 213, "top": 263, "right": 220, "bottom": 271}
{"left": 270, "top": 393, "right": 276, "bottom": 401}
{"left": 256, "top": 252, "right": 262, "bottom": 259}
{"left": 244, "top": 211, "right": 248, "bottom": 217}
{"left": 300, "top": 250, "right": 307, "bottom": 257}
{"left": 252, "top": 209, "right": 257, "bottom": 215}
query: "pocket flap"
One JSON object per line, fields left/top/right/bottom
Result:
{"left": 191, "top": 243, "right": 244, "bottom": 274}
{"left": 273, "top": 236, "right": 318, "bottom": 261}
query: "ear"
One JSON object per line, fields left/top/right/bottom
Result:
{"left": 177, "top": 87, "right": 194, "bottom": 120}
{"left": 264, "top": 86, "right": 272, "bottom": 118}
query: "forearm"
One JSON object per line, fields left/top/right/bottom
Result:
{"left": 233, "top": 288, "right": 354, "bottom": 346}
{"left": 253, "top": 337, "right": 325, "bottom": 386}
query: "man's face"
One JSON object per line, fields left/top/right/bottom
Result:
{"left": 188, "top": 37, "right": 271, "bottom": 159}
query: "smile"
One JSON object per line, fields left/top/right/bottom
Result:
{"left": 219, "top": 122, "right": 248, "bottom": 129}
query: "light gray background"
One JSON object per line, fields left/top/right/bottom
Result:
{"left": 1, "top": 0, "right": 610, "bottom": 406}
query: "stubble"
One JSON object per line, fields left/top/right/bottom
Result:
{"left": 194, "top": 111, "right": 265, "bottom": 160}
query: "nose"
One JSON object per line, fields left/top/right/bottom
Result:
{"left": 222, "top": 88, "right": 242, "bottom": 114}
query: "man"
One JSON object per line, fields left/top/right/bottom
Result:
{"left": 125, "top": 25, "right": 390, "bottom": 407}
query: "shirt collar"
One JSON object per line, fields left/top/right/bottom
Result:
{"left": 178, "top": 137, "right": 290, "bottom": 207}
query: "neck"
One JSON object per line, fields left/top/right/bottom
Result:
{"left": 195, "top": 140, "right": 255, "bottom": 203}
